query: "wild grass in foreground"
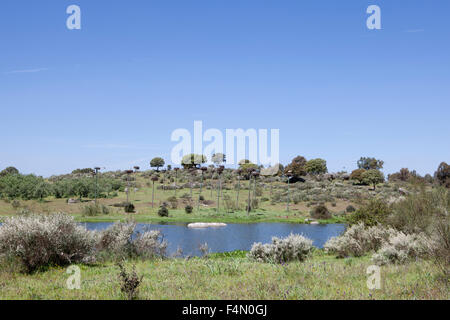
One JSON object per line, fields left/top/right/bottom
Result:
{"left": 0, "top": 251, "right": 447, "bottom": 300}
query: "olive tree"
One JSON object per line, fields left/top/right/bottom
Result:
{"left": 305, "top": 158, "right": 328, "bottom": 175}
{"left": 150, "top": 157, "right": 165, "bottom": 172}
{"left": 362, "top": 169, "right": 384, "bottom": 190}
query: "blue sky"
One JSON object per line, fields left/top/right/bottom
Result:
{"left": 0, "top": 0, "right": 449, "bottom": 177}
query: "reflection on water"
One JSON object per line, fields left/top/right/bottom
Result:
{"left": 84, "top": 222, "right": 346, "bottom": 257}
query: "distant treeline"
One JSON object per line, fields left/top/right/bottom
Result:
{"left": 0, "top": 167, "right": 122, "bottom": 201}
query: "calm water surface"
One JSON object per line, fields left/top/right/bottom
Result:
{"left": 84, "top": 222, "right": 346, "bottom": 256}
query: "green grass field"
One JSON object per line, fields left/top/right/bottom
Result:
{"left": 0, "top": 175, "right": 360, "bottom": 224}
{"left": 0, "top": 251, "right": 447, "bottom": 300}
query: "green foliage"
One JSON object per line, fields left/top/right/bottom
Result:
{"left": 347, "top": 199, "right": 391, "bottom": 227}
{"left": 158, "top": 205, "right": 169, "bottom": 217}
{"left": 350, "top": 169, "right": 366, "bottom": 184}
{"left": 117, "top": 263, "right": 143, "bottom": 300}
{"left": 82, "top": 203, "right": 110, "bottom": 216}
{"left": 305, "top": 159, "right": 328, "bottom": 175}
{"left": 52, "top": 177, "right": 122, "bottom": 200}
{"left": 209, "top": 250, "right": 247, "bottom": 259}
{"left": 357, "top": 157, "right": 384, "bottom": 170}
{"left": 0, "top": 167, "right": 19, "bottom": 177}
{"left": 435, "top": 162, "right": 450, "bottom": 188}
{"left": 0, "top": 174, "right": 50, "bottom": 200}
{"left": 167, "top": 196, "right": 178, "bottom": 209}
{"left": 71, "top": 168, "right": 95, "bottom": 175}
{"left": 387, "top": 187, "right": 450, "bottom": 234}
{"left": 150, "top": 157, "right": 165, "bottom": 171}
{"left": 346, "top": 205, "right": 356, "bottom": 213}
{"left": 361, "top": 169, "right": 385, "bottom": 189}
{"left": 185, "top": 205, "right": 193, "bottom": 214}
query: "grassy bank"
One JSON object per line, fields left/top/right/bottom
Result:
{"left": 0, "top": 250, "right": 447, "bottom": 300}
{"left": 70, "top": 210, "right": 347, "bottom": 224}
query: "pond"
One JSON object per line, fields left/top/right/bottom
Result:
{"left": 84, "top": 222, "right": 346, "bottom": 257}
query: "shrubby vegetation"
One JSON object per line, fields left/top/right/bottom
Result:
{"left": 97, "top": 222, "right": 167, "bottom": 261}
{"left": 82, "top": 202, "right": 110, "bottom": 216}
{"left": 435, "top": 162, "right": 450, "bottom": 188}
{"left": 0, "top": 213, "right": 97, "bottom": 272}
{"left": 347, "top": 198, "right": 391, "bottom": 226}
{"left": 310, "top": 204, "right": 331, "bottom": 219}
{"left": 249, "top": 234, "right": 313, "bottom": 263}
{"left": 324, "top": 223, "right": 399, "bottom": 258}
{"left": 328, "top": 187, "right": 449, "bottom": 277}
{"left": 372, "top": 232, "right": 432, "bottom": 265}
{"left": 0, "top": 214, "right": 167, "bottom": 273}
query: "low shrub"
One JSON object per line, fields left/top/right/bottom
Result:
{"left": 97, "top": 222, "right": 167, "bottom": 260}
{"left": 310, "top": 205, "right": 331, "bottom": 219}
{"left": 387, "top": 187, "right": 449, "bottom": 234}
{"left": 346, "top": 205, "right": 356, "bottom": 213}
{"left": 0, "top": 213, "right": 97, "bottom": 273}
{"left": 124, "top": 203, "right": 135, "bottom": 213}
{"left": 347, "top": 198, "right": 391, "bottom": 226}
{"left": 11, "top": 200, "right": 21, "bottom": 209}
{"left": 82, "top": 203, "right": 110, "bottom": 216}
{"left": 324, "top": 223, "right": 399, "bottom": 258}
{"left": 158, "top": 205, "right": 169, "bottom": 217}
{"left": 185, "top": 205, "right": 193, "bottom": 214}
{"left": 372, "top": 232, "right": 433, "bottom": 265}
{"left": 117, "top": 262, "right": 143, "bottom": 300}
{"left": 167, "top": 196, "right": 178, "bottom": 209}
{"left": 248, "top": 233, "right": 313, "bottom": 263}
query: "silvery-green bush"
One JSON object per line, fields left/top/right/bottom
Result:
{"left": 371, "top": 232, "right": 433, "bottom": 265}
{"left": 97, "top": 222, "right": 167, "bottom": 260}
{"left": 249, "top": 233, "right": 313, "bottom": 263}
{"left": 0, "top": 213, "right": 97, "bottom": 272}
{"left": 324, "top": 223, "right": 399, "bottom": 258}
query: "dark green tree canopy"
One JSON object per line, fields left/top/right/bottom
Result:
{"left": 305, "top": 158, "right": 328, "bottom": 175}
{"left": 0, "top": 167, "right": 19, "bottom": 177}
{"left": 71, "top": 168, "right": 95, "bottom": 175}
{"left": 150, "top": 157, "right": 165, "bottom": 171}
{"left": 361, "top": 169, "right": 385, "bottom": 190}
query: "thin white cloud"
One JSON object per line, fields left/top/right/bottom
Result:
{"left": 4, "top": 68, "right": 48, "bottom": 74}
